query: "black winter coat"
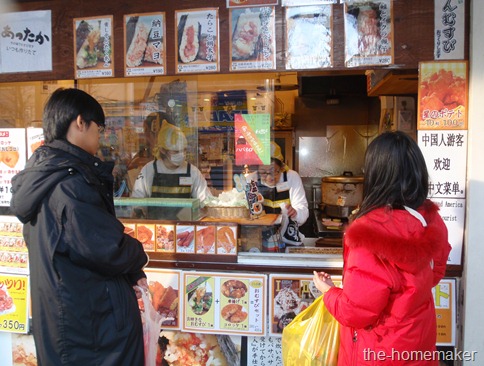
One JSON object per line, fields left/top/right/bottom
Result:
{"left": 10, "top": 140, "right": 149, "bottom": 366}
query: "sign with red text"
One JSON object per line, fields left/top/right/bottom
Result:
{"left": 433, "top": 278, "right": 456, "bottom": 346}
{"left": 0, "top": 273, "right": 29, "bottom": 334}
{"left": 234, "top": 113, "right": 270, "bottom": 166}
{"left": 0, "top": 129, "right": 27, "bottom": 207}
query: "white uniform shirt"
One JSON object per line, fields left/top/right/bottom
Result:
{"left": 131, "top": 159, "right": 212, "bottom": 203}
{"left": 246, "top": 168, "right": 309, "bottom": 225}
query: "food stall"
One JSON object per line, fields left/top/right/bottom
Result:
{"left": 0, "top": 0, "right": 467, "bottom": 365}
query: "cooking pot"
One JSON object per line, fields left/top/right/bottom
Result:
{"left": 321, "top": 172, "right": 364, "bottom": 218}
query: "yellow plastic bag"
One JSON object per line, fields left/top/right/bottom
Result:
{"left": 282, "top": 295, "right": 340, "bottom": 366}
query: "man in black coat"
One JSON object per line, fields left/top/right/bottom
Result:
{"left": 10, "top": 88, "right": 149, "bottom": 366}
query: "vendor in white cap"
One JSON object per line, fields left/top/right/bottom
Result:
{"left": 248, "top": 141, "right": 309, "bottom": 226}
{"left": 131, "top": 121, "right": 212, "bottom": 205}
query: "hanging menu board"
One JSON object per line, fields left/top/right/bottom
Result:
{"left": 182, "top": 271, "right": 267, "bottom": 336}
{"left": 230, "top": 7, "right": 276, "bottom": 71}
{"left": 175, "top": 8, "right": 220, "bottom": 74}
{"left": 124, "top": 12, "right": 166, "bottom": 77}
{"left": 285, "top": 5, "right": 333, "bottom": 70}
{"left": 418, "top": 61, "right": 468, "bottom": 130}
{"left": 344, "top": 0, "right": 393, "bottom": 67}
{"left": 73, "top": 16, "right": 114, "bottom": 79}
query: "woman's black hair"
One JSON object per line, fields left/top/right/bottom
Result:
{"left": 43, "top": 88, "right": 105, "bottom": 143}
{"left": 355, "top": 131, "right": 429, "bottom": 218}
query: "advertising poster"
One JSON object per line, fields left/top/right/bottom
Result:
{"left": 26, "top": 127, "right": 44, "bottom": 159}
{"left": 0, "top": 10, "right": 52, "bottom": 73}
{"left": 344, "top": 0, "right": 393, "bottom": 67}
{"left": 0, "top": 129, "right": 27, "bottom": 207}
{"left": 268, "top": 274, "right": 341, "bottom": 337}
{"left": 230, "top": 7, "right": 276, "bottom": 71}
{"left": 175, "top": 8, "right": 220, "bottom": 74}
{"left": 434, "top": 0, "right": 465, "bottom": 60}
{"left": 143, "top": 268, "right": 181, "bottom": 330}
{"left": 234, "top": 113, "right": 271, "bottom": 166}
{"left": 433, "top": 278, "right": 457, "bottom": 346}
{"left": 227, "top": 0, "right": 278, "bottom": 7}
{"left": 282, "top": 0, "right": 336, "bottom": 5}
{"left": 124, "top": 12, "right": 166, "bottom": 77}
{"left": 73, "top": 16, "right": 114, "bottom": 79}
{"left": 182, "top": 272, "right": 266, "bottom": 336}
{"left": 285, "top": 5, "right": 333, "bottom": 70}
{"left": 0, "top": 273, "right": 29, "bottom": 334}
{"left": 418, "top": 61, "right": 468, "bottom": 130}
{"left": 0, "top": 216, "right": 28, "bottom": 275}
{"left": 418, "top": 130, "right": 467, "bottom": 265}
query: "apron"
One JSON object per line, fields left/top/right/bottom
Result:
{"left": 257, "top": 171, "right": 291, "bottom": 214}
{"left": 148, "top": 160, "right": 192, "bottom": 219}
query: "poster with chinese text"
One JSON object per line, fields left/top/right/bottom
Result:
{"left": 0, "top": 129, "right": 27, "bottom": 207}
{"left": 230, "top": 7, "right": 276, "bottom": 71}
{"left": 269, "top": 274, "right": 341, "bottom": 336}
{"left": 344, "top": 0, "right": 393, "bottom": 67}
{"left": 418, "top": 61, "right": 468, "bottom": 130}
{"left": 0, "top": 10, "right": 52, "bottom": 73}
{"left": 0, "top": 216, "right": 28, "bottom": 275}
{"left": 182, "top": 271, "right": 267, "bottom": 336}
{"left": 434, "top": 0, "right": 465, "bottom": 60}
{"left": 418, "top": 130, "right": 466, "bottom": 265}
{"left": 0, "top": 273, "right": 29, "bottom": 334}
{"left": 234, "top": 113, "right": 271, "bottom": 166}
{"left": 124, "top": 13, "right": 166, "bottom": 77}
{"left": 285, "top": 5, "right": 333, "bottom": 70}
{"left": 144, "top": 268, "right": 181, "bottom": 329}
{"left": 73, "top": 16, "right": 114, "bottom": 79}
{"left": 175, "top": 8, "right": 220, "bottom": 74}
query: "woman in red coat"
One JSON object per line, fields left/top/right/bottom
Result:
{"left": 313, "top": 131, "right": 451, "bottom": 366}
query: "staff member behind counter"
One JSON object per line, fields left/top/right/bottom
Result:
{"left": 131, "top": 120, "right": 212, "bottom": 217}
{"left": 247, "top": 142, "right": 309, "bottom": 226}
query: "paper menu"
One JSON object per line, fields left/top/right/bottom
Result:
{"left": 182, "top": 271, "right": 266, "bottom": 336}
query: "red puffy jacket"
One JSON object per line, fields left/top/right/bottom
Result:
{"left": 324, "top": 200, "right": 451, "bottom": 366}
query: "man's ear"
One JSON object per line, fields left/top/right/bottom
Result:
{"left": 75, "top": 115, "right": 84, "bottom": 131}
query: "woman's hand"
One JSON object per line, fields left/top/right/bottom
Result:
{"left": 312, "top": 271, "right": 335, "bottom": 295}
{"left": 134, "top": 277, "right": 149, "bottom": 299}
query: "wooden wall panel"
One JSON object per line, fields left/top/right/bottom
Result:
{"left": 1, "top": 0, "right": 469, "bottom": 82}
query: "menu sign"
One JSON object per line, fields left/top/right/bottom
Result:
{"left": 418, "top": 130, "right": 466, "bottom": 265}
{"left": 175, "top": 8, "right": 220, "bottom": 74}
{"left": 418, "top": 61, "right": 468, "bottom": 130}
{"left": 433, "top": 278, "right": 457, "bottom": 346}
{"left": 434, "top": 0, "right": 465, "bottom": 60}
{"left": 234, "top": 113, "right": 271, "bottom": 165}
{"left": 0, "top": 273, "right": 29, "bottom": 334}
{"left": 182, "top": 272, "right": 266, "bottom": 336}
{"left": 124, "top": 13, "right": 166, "bottom": 77}
{"left": 73, "top": 16, "right": 114, "bottom": 79}
{"left": 285, "top": 5, "right": 333, "bottom": 70}
{"left": 0, "top": 129, "right": 27, "bottom": 207}
{"left": 0, "top": 10, "right": 52, "bottom": 73}
{"left": 268, "top": 274, "right": 341, "bottom": 337}
{"left": 344, "top": 0, "right": 393, "bottom": 67}
{"left": 143, "top": 268, "right": 181, "bottom": 329}
{"left": 0, "top": 216, "right": 28, "bottom": 275}
{"left": 230, "top": 7, "right": 276, "bottom": 71}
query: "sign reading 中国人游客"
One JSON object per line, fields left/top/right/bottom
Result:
{"left": 0, "top": 10, "right": 52, "bottom": 73}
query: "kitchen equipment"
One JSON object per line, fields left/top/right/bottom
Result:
{"left": 321, "top": 172, "right": 364, "bottom": 218}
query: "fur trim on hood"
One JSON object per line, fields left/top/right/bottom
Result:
{"left": 344, "top": 200, "right": 446, "bottom": 273}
